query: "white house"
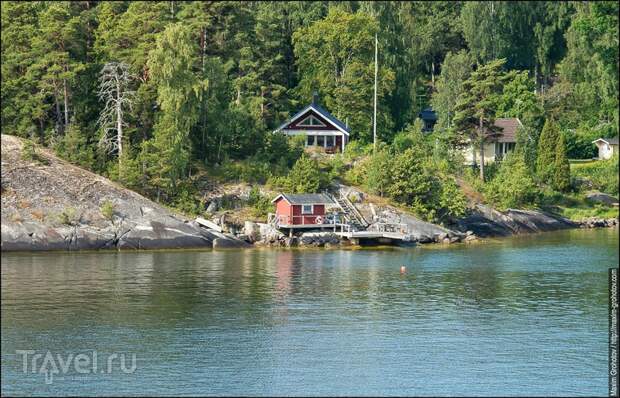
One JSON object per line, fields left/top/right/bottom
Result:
{"left": 274, "top": 94, "right": 350, "bottom": 153}
{"left": 592, "top": 137, "right": 618, "bottom": 160}
{"left": 463, "top": 118, "right": 522, "bottom": 165}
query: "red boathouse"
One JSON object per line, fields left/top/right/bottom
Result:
{"left": 271, "top": 193, "right": 335, "bottom": 228}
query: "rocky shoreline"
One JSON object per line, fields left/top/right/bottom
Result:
{"left": 1, "top": 134, "right": 250, "bottom": 252}
{"left": 237, "top": 210, "right": 617, "bottom": 249}
{"left": 1, "top": 134, "right": 617, "bottom": 252}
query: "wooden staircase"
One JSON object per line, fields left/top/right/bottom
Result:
{"left": 332, "top": 190, "right": 368, "bottom": 231}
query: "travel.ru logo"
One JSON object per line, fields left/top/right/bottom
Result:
{"left": 16, "top": 350, "right": 137, "bottom": 384}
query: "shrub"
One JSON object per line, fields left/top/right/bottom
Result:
{"left": 364, "top": 148, "right": 393, "bottom": 197}
{"left": 100, "top": 200, "right": 115, "bottom": 221}
{"left": 437, "top": 177, "right": 468, "bottom": 221}
{"left": 536, "top": 119, "right": 560, "bottom": 184}
{"left": 214, "top": 158, "right": 273, "bottom": 184}
{"left": 172, "top": 188, "right": 201, "bottom": 216}
{"left": 324, "top": 154, "right": 346, "bottom": 182}
{"left": 287, "top": 154, "right": 322, "bottom": 193}
{"left": 553, "top": 133, "right": 571, "bottom": 192}
{"left": 54, "top": 123, "right": 94, "bottom": 169}
{"left": 106, "top": 150, "right": 144, "bottom": 190}
{"left": 391, "top": 119, "right": 428, "bottom": 153}
{"left": 58, "top": 207, "right": 78, "bottom": 225}
{"left": 485, "top": 153, "right": 539, "bottom": 210}
{"left": 387, "top": 148, "right": 437, "bottom": 217}
{"left": 247, "top": 187, "right": 272, "bottom": 217}
{"left": 266, "top": 174, "right": 291, "bottom": 190}
{"left": 343, "top": 157, "right": 369, "bottom": 186}
{"left": 343, "top": 140, "right": 372, "bottom": 161}
{"left": 21, "top": 140, "right": 49, "bottom": 165}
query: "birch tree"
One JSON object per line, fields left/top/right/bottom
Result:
{"left": 97, "top": 62, "right": 134, "bottom": 174}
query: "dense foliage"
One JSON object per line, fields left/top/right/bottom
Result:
{"left": 1, "top": 1, "right": 617, "bottom": 219}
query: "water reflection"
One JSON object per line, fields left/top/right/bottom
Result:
{"left": 1, "top": 228, "right": 617, "bottom": 396}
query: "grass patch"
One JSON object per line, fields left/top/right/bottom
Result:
{"left": 570, "top": 156, "right": 618, "bottom": 196}
{"left": 569, "top": 159, "right": 596, "bottom": 165}
{"left": 540, "top": 191, "right": 618, "bottom": 221}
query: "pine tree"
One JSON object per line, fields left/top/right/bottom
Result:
{"left": 553, "top": 133, "right": 571, "bottom": 191}
{"left": 453, "top": 58, "right": 511, "bottom": 181}
{"left": 287, "top": 154, "right": 321, "bottom": 193}
{"left": 536, "top": 119, "right": 560, "bottom": 184}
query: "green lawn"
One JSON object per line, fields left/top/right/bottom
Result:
{"left": 569, "top": 158, "right": 597, "bottom": 166}
{"left": 540, "top": 191, "right": 618, "bottom": 221}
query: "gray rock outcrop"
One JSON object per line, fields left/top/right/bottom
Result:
{"left": 456, "top": 205, "right": 578, "bottom": 237}
{"left": 1, "top": 134, "right": 247, "bottom": 251}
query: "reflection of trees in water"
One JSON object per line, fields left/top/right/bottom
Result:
{"left": 1, "top": 245, "right": 610, "bottom": 333}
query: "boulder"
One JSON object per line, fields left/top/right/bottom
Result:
{"left": 118, "top": 219, "right": 212, "bottom": 250}
{"left": 347, "top": 190, "right": 364, "bottom": 203}
{"left": 457, "top": 204, "right": 577, "bottom": 237}
{"left": 243, "top": 221, "right": 260, "bottom": 242}
{"left": 435, "top": 232, "right": 448, "bottom": 242}
{"left": 586, "top": 192, "right": 619, "bottom": 206}
{"left": 284, "top": 237, "right": 298, "bottom": 247}
{"left": 417, "top": 234, "right": 433, "bottom": 244}
{"left": 464, "top": 234, "right": 478, "bottom": 242}
{"left": 258, "top": 223, "right": 285, "bottom": 243}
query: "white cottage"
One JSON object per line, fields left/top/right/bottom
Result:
{"left": 592, "top": 137, "right": 618, "bottom": 160}
{"left": 463, "top": 118, "right": 522, "bottom": 165}
{"left": 274, "top": 94, "right": 350, "bottom": 153}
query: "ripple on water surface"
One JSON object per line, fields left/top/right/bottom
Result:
{"left": 1, "top": 228, "right": 617, "bottom": 396}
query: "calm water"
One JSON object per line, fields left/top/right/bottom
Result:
{"left": 1, "top": 228, "right": 618, "bottom": 396}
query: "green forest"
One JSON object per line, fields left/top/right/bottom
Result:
{"left": 2, "top": 1, "right": 618, "bottom": 223}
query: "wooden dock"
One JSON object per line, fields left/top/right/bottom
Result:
{"left": 335, "top": 230, "right": 413, "bottom": 242}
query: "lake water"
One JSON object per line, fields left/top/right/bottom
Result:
{"left": 1, "top": 228, "right": 618, "bottom": 396}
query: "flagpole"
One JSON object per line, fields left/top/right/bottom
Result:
{"left": 373, "top": 33, "right": 378, "bottom": 153}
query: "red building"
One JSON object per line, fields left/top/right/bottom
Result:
{"left": 271, "top": 193, "right": 335, "bottom": 228}
{"left": 273, "top": 93, "right": 350, "bottom": 153}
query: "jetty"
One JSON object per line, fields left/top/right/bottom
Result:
{"left": 268, "top": 189, "right": 414, "bottom": 244}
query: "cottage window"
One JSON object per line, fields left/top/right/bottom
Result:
{"left": 325, "top": 136, "right": 335, "bottom": 147}
{"left": 299, "top": 115, "right": 326, "bottom": 127}
{"left": 317, "top": 135, "right": 325, "bottom": 147}
{"left": 302, "top": 204, "right": 313, "bottom": 214}
{"left": 307, "top": 135, "right": 315, "bottom": 146}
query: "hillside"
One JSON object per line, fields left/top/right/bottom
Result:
{"left": 1, "top": 134, "right": 248, "bottom": 251}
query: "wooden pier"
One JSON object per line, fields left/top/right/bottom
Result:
{"left": 335, "top": 230, "right": 413, "bottom": 242}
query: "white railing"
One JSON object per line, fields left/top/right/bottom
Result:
{"left": 268, "top": 213, "right": 348, "bottom": 228}
{"left": 336, "top": 188, "right": 368, "bottom": 227}
{"left": 368, "top": 222, "right": 410, "bottom": 234}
